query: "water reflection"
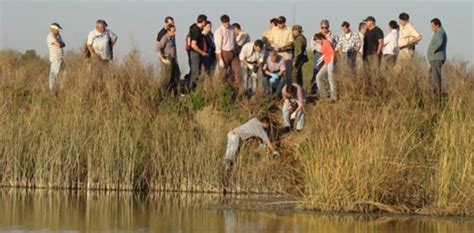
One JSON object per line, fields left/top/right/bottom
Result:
{"left": 0, "top": 189, "right": 472, "bottom": 233}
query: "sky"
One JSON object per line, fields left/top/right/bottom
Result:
{"left": 1, "top": 0, "right": 473, "bottom": 73}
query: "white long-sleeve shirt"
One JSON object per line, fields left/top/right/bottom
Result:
{"left": 383, "top": 29, "right": 399, "bottom": 56}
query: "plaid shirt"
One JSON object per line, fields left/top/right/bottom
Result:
{"left": 335, "top": 31, "right": 361, "bottom": 53}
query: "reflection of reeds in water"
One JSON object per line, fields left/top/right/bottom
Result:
{"left": 0, "top": 190, "right": 472, "bottom": 233}
{"left": 0, "top": 49, "right": 472, "bottom": 216}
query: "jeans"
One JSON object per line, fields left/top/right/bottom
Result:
{"left": 342, "top": 51, "right": 357, "bottom": 69}
{"left": 189, "top": 51, "right": 201, "bottom": 90}
{"left": 316, "top": 63, "right": 337, "bottom": 100}
{"left": 162, "top": 57, "right": 181, "bottom": 96}
{"left": 430, "top": 60, "right": 445, "bottom": 97}
{"left": 49, "top": 60, "right": 65, "bottom": 90}
{"left": 241, "top": 65, "right": 258, "bottom": 96}
{"left": 282, "top": 99, "right": 305, "bottom": 130}
{"left": 263, "top": 73, "right": 285, "bottom": 98}
{"left": 311, "top": 52, "right": 323, "bottom": 94}
{"left": 224, "top": 131, "right": 240, "bottom": 161}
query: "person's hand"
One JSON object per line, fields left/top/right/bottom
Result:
{"left": 162, "top": 59, "right": 171, "bottom": 65}
{"left": 247, "top": 64, "right": 254, "bottom": 70}
{"left": 250, "top": 72, "right": 258, "bottom": 79}
{"left": 218, "top": 59, "right": 225, "bottom": 68}
{"left": 328, "top": 62, "right": 335, "bottom": 72}
{"left": 269, "top": 73, "right": 279, "bottom": 84}
{"left": 291, "top": 111, "right": 297, "bottom": 120}
{"left": 272, "top": 151, "right": 281, "bottom": 158}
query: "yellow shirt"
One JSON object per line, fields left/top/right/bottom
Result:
{"left": 398, "top": 22, "right": 421, "bottom": 48}
{"left": 268, "top": 28, "right": 293, "bottom": 48}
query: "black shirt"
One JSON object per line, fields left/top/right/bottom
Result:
{"left": 189, "top": 23, "right": 204, "bottom": 51}
{"left": 156, "top": 27, "right": 167, "bottom": 42}
{"left": 363, "top": 26, "right": 384, "bottom": 57}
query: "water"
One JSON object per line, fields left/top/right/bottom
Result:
{"left": 0, "top": 189, "right": 472, "bottom": 233}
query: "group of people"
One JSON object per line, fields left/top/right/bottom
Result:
{"left": 46, "top": 13, "right": 448, "bottom": 170}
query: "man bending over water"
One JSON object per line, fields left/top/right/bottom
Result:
{"left": 223, "top": 117, "right": 280, "bottom": 171}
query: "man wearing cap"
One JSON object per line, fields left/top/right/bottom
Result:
{"left": 87, "top": 19, "right": 118, "bottom": 62}
{"left": 363, "top": 16, "right": 384, "bottom": 64}
{"left": 397, "top": 12, "right": 422, "bottom": 66}
{"left": 292, "top": 25, "right": 308, "bottom": 86}
{"left": 47, "top": 22, "right": 66, "bottom": 90}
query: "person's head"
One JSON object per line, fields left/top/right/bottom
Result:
{"left": 431, "top": 18, "right": 442, "bottom": 31}
{"left": 164, "top": 16, "right": 174, "bottom": 27}
{"left": 203, "top": 21, "right": 212, "bottom": 35}
{"left": 259, "top": 116, "right": 271, "bottom": 129}
{"left": 278, "top": 16, "right": 286, "bottom": 29}
{"left": 196, "top": 14, "right": 208, "bottom": 28}
{"left": 232, "top": 23, "right": 241, "bottom": 34}
{"left": 50, "top": 22, "right": 62, "bottom": 35}
{"left": 320, "top": 19, "right": 330, "bottom": 34}
{"left": 253, "top": 39, "right": 264, "bottom": 53}
{"left": 292, "top": 25, "right": 303, "bottom": 37}
{"left": 364, "top": 16, "right": 376, "bottom": 28}
{"left": 166, "top": 25, "right": 176, "bottom": 38}
{"left": 283, "top": 84, "right": 295, "bottom": 99}
{"left": 96, "top": 19, "right": 108, "bottom": 33}
{"left": 270, "top": 50, "right": 279, "bottom": 62}
{"left": 399, "top": 12, "right": 409, "bottom": 26}
{"left": 359, "top": 22, "right": 367, "bottom": 34}
{"left": 341, "top": 21, "right": 350, "bottom": 33}
{"left": 270, "top": 18, "right": 279, "bottom": 29}
{"left": 389, "top": 20, "right": 399, "bottom": 30}
{"left": 314, "top": 32, "right": 325, "bottom": 44}
{"left": 220, "top": 15, "right": 230, "bottom": 28}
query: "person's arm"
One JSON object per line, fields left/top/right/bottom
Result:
{"left": 108, "top": 30, "right": 118, "bottom": 47}
{"left": 376, "top": 30, "right": 384, "bottom": 55}
{"left": 156, "top": 37, "right": 166, "bottom": 61}
{"left": 86, "top": 32, "right": 98, "bottom": 58}
{"left": 354, "top": 33, "right": 361, "bottom": 52}
{"left": 191, "top": 40, "right": 207, "bottom": 56}
{"left": 214, "top": 29, "right": 223, "bottom": 60}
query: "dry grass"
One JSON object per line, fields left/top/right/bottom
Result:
{"left": 0, "top": 49, "right": 472, "bottom": 216}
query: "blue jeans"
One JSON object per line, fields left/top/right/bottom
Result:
{"left": 282, "top": 99, "right": 305, "bottom": 130}
{"left": 189, "top": 51, "right": 201, "bottom": 90}
{"left": 311, "top": 52, "right": 323, "bottom": 94}
{"left": 316, "top": 63, "right": 337, "bottom": 100}
{"left": 241, "top": 65, "right": 258, "bottom": 96}
{"left": 49, "top": 60, "right": 65, "bottom": 90}
{"left": 263, "top": 74, "right": 284, "bottom": 98}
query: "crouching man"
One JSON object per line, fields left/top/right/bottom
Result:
{"left": 282, "top": 83, "right": 305, "bottom": 131}
{"left": 223, "top": 117, "right": 280, "bottom": 171}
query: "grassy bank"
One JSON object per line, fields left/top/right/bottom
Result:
{"left": 0, "top": 49, "right": 472, "bottom": 216}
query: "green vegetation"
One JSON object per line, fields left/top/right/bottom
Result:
{"left": 0, "top": 49, "right": 472, "bottom": 216}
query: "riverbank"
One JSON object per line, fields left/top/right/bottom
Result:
{"left": 0, "top": 49, "right": 472, "bottom": 216}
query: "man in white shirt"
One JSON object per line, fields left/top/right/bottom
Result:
{"left": 86, "top": 19, "right": 118, "bottom": 62}
{"left": 239, "top": 40, "right": 264, "bottom": 97}
{"left": 223, "top": 117, "right": 280, "bottom": 171}
{"left": 383, "top": 20, "right": 400, "bottom": 66}
{"left": 47, "top": 22, "right": 66, "bottom": 91}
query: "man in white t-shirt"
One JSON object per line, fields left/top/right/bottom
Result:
{"left": 46, "top": 22, "right": 65, "bottom": 90}
{"left": 223, "top": 117, "right": 280, "bottom": 171}
{"left": 86, "top": 19, "right": 118, "bottom": 62}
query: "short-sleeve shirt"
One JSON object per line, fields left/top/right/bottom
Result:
{"left": 159, "top": 35, "right": 177, "bottom": 58}
{"left": 239, "top": 42, "right": 264, "bottom": 63}
{"left": 363, "top": 26, "right": 384, "bottom": 57}
{"left": 189, "top": 24, "right": 204, "bottom": 51}
{"left": 87, "top": 29, "right": 117, "bottom": 60}
{"left": 398, "top": 22, "right": 421, "bottom": 48}
{"left": 264, "top": 55, "right": 286, "bottom": 73}
{"left": 47, "top": 33, "right": 64, "bottom": 62}
{"left": 232, "top": 118, "right": 270, "bottom": 143}
{"left": 321, "top": 40, "right": 335, "bottom": 64}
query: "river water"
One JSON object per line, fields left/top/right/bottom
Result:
{"left": 0, "top": 189, "right": 472, "bottom": 233}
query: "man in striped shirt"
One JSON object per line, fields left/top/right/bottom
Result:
{"left": 214, "top": 15, "right": 241, "bottom": 86}
{"left": 47, "top": 22, "right": 65, "bottom": 91}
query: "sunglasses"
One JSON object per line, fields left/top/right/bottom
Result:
{"left": 321, "top": 26, "right": 329, "bottom": 29}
